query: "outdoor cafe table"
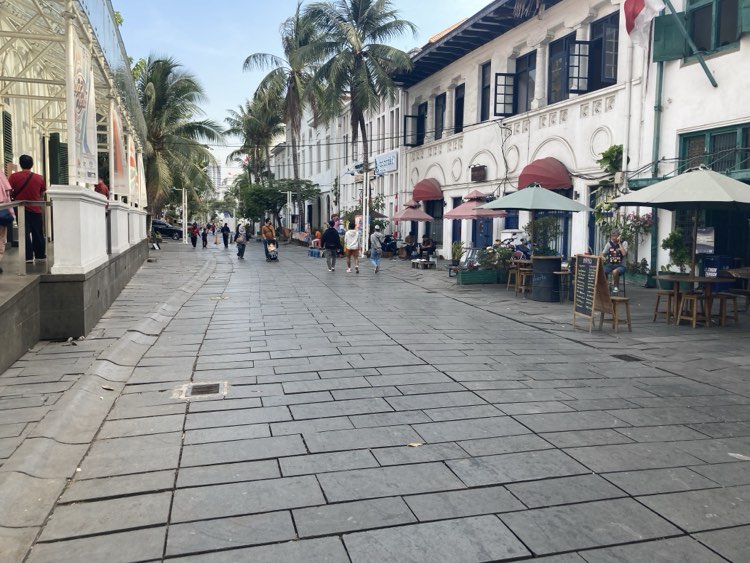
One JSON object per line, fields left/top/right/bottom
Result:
{"left": 658, "top": 274, "right": 729, "bottom": 324}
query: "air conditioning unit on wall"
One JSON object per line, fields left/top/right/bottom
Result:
{"left": 470, "top": 165, "right": 487, "bottom": 182}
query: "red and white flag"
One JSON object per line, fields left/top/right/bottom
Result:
{"left": 624, "top": 0, "right": 665, "bottom": 47}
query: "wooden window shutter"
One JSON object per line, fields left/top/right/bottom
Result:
{"left": 653, "top": 13, "right": 687, "bottom": 62}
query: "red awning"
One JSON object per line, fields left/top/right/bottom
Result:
{"left": 518, "top": 157, "right": 571, "bottom": 190}
{"left": 412, "top": 178, "right": 442, "bottom": 201}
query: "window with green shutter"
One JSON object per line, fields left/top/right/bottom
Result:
{"left": 653, "top": 0, "right": 750, "bottom": 61}
{"left": 680, "top": 123, "right": 750, "bottom": 174}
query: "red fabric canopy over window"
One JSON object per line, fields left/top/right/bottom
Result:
{"left": 412, "top": 178, "right": 442, "bottom": 201}
{"left": 518, "top": 157, "right": 571, "bottom": 190}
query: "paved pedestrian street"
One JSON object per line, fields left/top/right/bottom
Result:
{"left": 1, "top": 241, "right": 750, "bottom": 562}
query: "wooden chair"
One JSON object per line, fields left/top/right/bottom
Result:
{"left": 652, "top": 290, "right": 675, "bottom": 323}
{"left": 716, "top": 292, "right": 740, "bottom": 326}
{"left": 506, "top": 263, "right": 518, "bottom": 291}
{"left": 677, "top": 293, "right": 709, "bottom": 328}
{"left": 598, "top": 296, "right": 632, "bottom": 333}
{"left": 517, "top": 268, "right": 533, "bottom": 297}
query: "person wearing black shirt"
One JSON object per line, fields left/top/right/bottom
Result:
{"left": 320, "top": 220, "right": 342, "bottom": 272}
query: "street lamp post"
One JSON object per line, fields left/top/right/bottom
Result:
{"left": 362, "top": 163, "right": 370, "bottom": 253}
{"left": 173, "top": 187, "right": 188, "bottom": 244}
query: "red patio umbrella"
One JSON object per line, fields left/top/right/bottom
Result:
{"left": 444, "top": 189, "right": 507, "bottom": 220}
{"left": 391, "top": 206, "right": 434, "bottom": 222}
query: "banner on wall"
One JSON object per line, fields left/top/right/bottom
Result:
{"left": 136, "top": 152, "right": 147, "bottom": 207}
{"left": 127, "top": 135, "right": 137, "bottom": 203}
{"left": 71, "top": 33, "right": 98, "bottom": 183}
{"left": 110, "top": 102, "right": 127, "bottom": 196}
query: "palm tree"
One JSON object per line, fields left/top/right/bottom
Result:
{"left": 225, "top": 92, "right": 285, "bottom": 185}
{"left": 243, "top": 1, "right": 321, "bottom": 229}
{"left": 137, "top": 56, "right": 224, "bottom": 216}
{"left": 304, "top": 0, "right": 415, "bottom": 246}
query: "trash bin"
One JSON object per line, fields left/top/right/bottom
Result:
{"left": 531, "top": 256, "right": 561, "bottom": 302}
{"left": 703, "top": 255, "right": 734, "bottom": 292}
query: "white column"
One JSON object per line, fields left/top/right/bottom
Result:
{"left": 129, "top": 208, "right": 146, "bottom": 245}
{"left": 109, "top": 200, "right": 130, "bottom": 254}
{"left": 48, "top": 186, "right": 108, "bottom": 275}
{"left": 532, "top": 43, "right": 549, "bottom": 110}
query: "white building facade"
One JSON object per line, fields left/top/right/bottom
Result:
{"left": 274, "top": 0, "right": 750, "bottom": 268}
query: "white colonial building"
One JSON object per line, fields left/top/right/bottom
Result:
{"left": 273, "top": 0, "right": 750, "bottom": 268}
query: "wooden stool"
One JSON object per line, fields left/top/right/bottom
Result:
{"left": 599, "top": 296, "right": 631, "bottom": 332}
{"left": 652, "top": 290, "right": 675, "bottom": 323}
{"left": 554, "top": 271, "right": 571, "bottom": 302}
{"left": 506, "top": 266, "right": 518, "bottom": 292}
{"left": 677, "top": 293, "right": 709, "bottom": 328}
{"left": 517, "top": 268, "right": 533, "bottom": 296}
{"left": 716, "top": 292, "right": 740, "bottom": 326}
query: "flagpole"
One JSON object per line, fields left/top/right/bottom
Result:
{"left": 662, "top": 0, "right": 717, "bottom": 87}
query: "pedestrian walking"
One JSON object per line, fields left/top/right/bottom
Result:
{"left": 370, "top": 225, "right": 384, "bottom": 273}
{"left": 212, "top": 223, "right": 219, "bottom": 245}
{"left": 201, "top": 226, "right": 208, "bottom": 249}
{"left": 321, "top": 220, "right": 342, "bottom": 272}
{"left": 190, "top": 222, "right": 199, "bottom": 248}
{"left": 261, "top": 218, "right": 276, "bottom": 262}
{"left": 0, "top": 171, "right": 15, "bottom": 274}
{"left": 221, "top": 222, "right": 231, "bottom": 248}
{"left": 235, "top": 225, "right": 247, "bottom": 259}
{"left": 344, "top": 221, "right": 361, "bottom": 274}
{"left": 8, "top": 154, "right": 46, "bottom": 262}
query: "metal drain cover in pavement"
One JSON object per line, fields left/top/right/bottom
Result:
{"left": 612, "top": 354, "right": 642, "bottom": 362}
{"left": 174, "top": 381, "right": 228, "bottom": 400}
{"left": 190, "top": 383, "right": 221, "bottom": 396}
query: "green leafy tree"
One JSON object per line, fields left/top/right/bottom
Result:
{"left": 243, "top": 2, "right": 321, "bottom": 228}
{"left": 136, "top": 56, "right": 224, "bottom": 217}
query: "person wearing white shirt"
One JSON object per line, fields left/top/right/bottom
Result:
{"left": 344, "top": 221, "right": 361, "bottom": 273}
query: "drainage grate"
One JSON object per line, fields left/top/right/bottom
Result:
{"left": 612, "top": 354, "right": 642, "bottom": 362}
{"left": 189, "top": 383, "right": 221, "bottom": 396}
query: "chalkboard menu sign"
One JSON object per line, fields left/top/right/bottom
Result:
{"left": 574, "top": 255, "right": 597, "bottom": 316}
{"left": 572, "top": 255, "right": 612, "bottom": 332}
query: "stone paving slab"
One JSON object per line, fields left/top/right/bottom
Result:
{"left": 343, "top": 515, "right": 530, "bottom": 562}
{"left": 165, "top": 511, "right": 296, "bottom": 556}
{"left": 294, "top": 497, "right": 416, "bottom": 537}
{"left": 500, "top": 498, "right": 681, "bottom": 555}
{"left": 27, "top": 527, "right": 166, "bottom": 563}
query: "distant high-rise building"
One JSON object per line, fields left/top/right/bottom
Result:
{"left": 207, "top": 164, "right": 222, "bottom": 194}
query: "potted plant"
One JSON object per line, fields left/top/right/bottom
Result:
{"left": 476, "top": 244, "right": 513, "bottom": 282}
{"left": 658, "top": 229, "right": 691, "bottom": 290}
{"left": 451, "top": 240, "right": 466, "bottom": 266}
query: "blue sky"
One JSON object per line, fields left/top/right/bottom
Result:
{"left": 115, "top": 0, "right": 489, "bottom": 168}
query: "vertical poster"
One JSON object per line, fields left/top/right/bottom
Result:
{"left": 137, "top": 152, "right": 147, "bottom": 207}
{"left": 127, "top": 135, "right": 137, "bottom": 203}
{"left": 110, "top": 102, "right": 127, "bottom": 196}
{"left": 71, "top": 34, "right": 98, "bottom": 183}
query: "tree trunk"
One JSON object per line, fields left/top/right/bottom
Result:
{"left": 359, "top": 114, "right": 369, "bottom": 251}
{"left": 290, "top": 134, "right": 304, "bottom": 232}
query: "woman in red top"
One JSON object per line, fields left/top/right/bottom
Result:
{"left": 9, "top": 154, "right": 46, "bottom": 262}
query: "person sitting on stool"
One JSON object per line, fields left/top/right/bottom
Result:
{"left": 601, "top": 229, "right": 628, "bottom": 293}
{"left": 419, "top": 235, "right": 435, "bottom": 259}
{"left": 403, "top": 231, "right": 416, "bottom": 258}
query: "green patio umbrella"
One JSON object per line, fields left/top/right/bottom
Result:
{"left": 479, "top": 183, "right": 591, "bottom": 253}
{"left": 611, "top": 167, "right": 750, "bottom": 274}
